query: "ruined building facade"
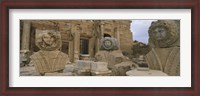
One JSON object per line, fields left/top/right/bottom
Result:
{"left": 20, "top": 20, "right": 133, "bottom": 62}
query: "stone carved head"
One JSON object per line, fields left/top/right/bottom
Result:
{"left": 100, "top": 37, "right": 119, "bottom": 50}
{"left": 104, "top": 40, "right": 113, "bottom": 48}
{"left": 36, "top": 30, "right": 61, "bottom": 51}
{"left": 148, "top": 20, "right": 180, "bottom": 48}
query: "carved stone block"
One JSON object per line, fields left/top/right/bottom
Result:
{"left": 145, "top": 20, "right": 180, "bottom": 76}
{"left": 126, "top": 69, "right": 168, "bottom": 76}
{"left": 100, "top": 37, "right": 119, "bottom": 50}
{"left": 74, "top": 60, "right": 93, "bottom": 76}
{"left": 95, "top": 50, "right": 128, "bottom": 69}
{"left": 91, "top": 62, "right": 111, "bottom": 76}
{"left": 91, "top": 62, "right": 109, "bottom": 71}
{"left": 30, "top": 30, "right": 69, "bottom": 75}
{"left": 111, "top": 61, "right": 133, "bottom": 76}
{"left": 45, "top": 72, "right": 73, "bottom": 76}
{"left": 30, "top": 51, "right": 69, "bottom": 74}
{"left": 148, "top": 20, "right": 180, "bottom": 48}
{"left": 91, "top": 71, "right": 112, "bottom": 76}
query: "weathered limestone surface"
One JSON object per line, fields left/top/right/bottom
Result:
{"left": 74, "top": 60, "right": 93, "bottom": 76}
{"left": 148, "top": 20, "right": 180, "bottom": 48}
{"left": 20, "top": 21, "right": 31, "bottom": 66}
{"left": 25, "top": 20, "right": 133, "bottom": 62}
{"left": 95, "top": 37, "right": 131, "bottom": 75}
{"left": 21, "top": 20, "right": 31, "bottom": 51}
{"left": 100, "top": 37, "right": 119, "bottom": 50}
{"left": 72, "top": 21, "right": 81, "bottom": 61}
{"left": 116, "top": 21, "right": 133, "bottom": 54}
{"left": 20, "top": 66, "right": 40, "bottom": 76}
{"left": 95, "top": 50, "right": 128, "bottom": 69}
{"left": 45, "top": 72, "right": 73, "bottom": 76}
{"left": 63, "top": 64, "right": 75, "bottom": 73}
{"left": 146, "top": 20, "right": 180, "bottom": 76}
{"left": 111, "top": 61, "right": 133, "bottom": 76}
{"left": 20, "top": 51, "right": 30, "bottom": 67}
{"left": 74, "top": 60, "right": 112, "bottom": 76}
{"left": 30, "top": 30, "right": 69, "bottom": 75}
{"left": 91, "top": 62, "right": 109, "bottom": 72}
{"left": 20, "top": 64, "right": 75, "bottom": 76}
{"left": 91, "top": 62, "right": 111, "bottom": 76}
{"left": 31, "top": 51, "right": 69, "bottom": 74}
{"left": 146, "top": 47, "right": 180, "bottom": 76}
{"left": 126, "top": 69, "right": 168, "bottom": 76}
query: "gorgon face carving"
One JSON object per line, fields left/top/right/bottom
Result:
{"left": 104, "top": 40, "right": 112, "bottom": 48}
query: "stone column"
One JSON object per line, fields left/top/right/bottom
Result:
{"left": 96, "top": 38, "right": 100, "bottom": 52}
{"left": 100, "top": 21, "right": 104, "bottom": 38}
{"left": 89, "top": 37, "right": 95, "bottom": 58}
{"left": 116, "top": 27, "right": 120, "bottom": 50}
{"left": 94, "top": 31, "right": 100, "bottom": 53}
{"left": 97, "top": 21, "right": 104, "bottom": 52}
{"left": 69, "top": 40, "right": 74, "bottom": 62}
{"left": 21, "top": 20, "right": 31, "bottom": 52}
{"left": 72, "top": 22, "right": 81, "bottom": 62}
{"left": 74, "top": 32, "right": 80, "bottom": 61}
{"left": 20, "top": 20, "right": 31, "bottom": 66}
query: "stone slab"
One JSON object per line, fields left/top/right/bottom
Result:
{"left": 91, "top": 70, "right": 112, "bottom": 76}
{"left": 126, "top": 69, "right": 168, "bottom": 76}
{"left": 91, "top": 62, "right": 109, "bottom": 72}
{"left": 45, "top": 72, "right": 73, "bottom": 76}
{"left": 111, "top": 61, "right": 133, "bottom": 76}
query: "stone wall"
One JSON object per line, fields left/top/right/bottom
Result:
{"left": 21, "top": 20, "right": 133, "bottom": 62}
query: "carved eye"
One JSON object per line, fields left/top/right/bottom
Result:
{"left": 152, "top": 31, "right": 157, "bottom": 34}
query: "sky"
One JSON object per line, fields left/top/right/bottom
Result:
{"left": 130, "top": 20, "right": 157, "bottom": 44}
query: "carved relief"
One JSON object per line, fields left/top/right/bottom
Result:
{"left": 95, "top": 37, "right": 128, "bottom": 69}
{"left": 21, "top": 20, "right": 134, "bottom": 76}
{"left": 35, "top": 30, "right": 61, "bottom": 51}
{"left": 30, "top": 30, "right": 69, "bottom": 75}
{"left": 148, "top": 20, "right": 180, "bottom": 48}
{"left": 146, "top": 20, "right": 180, "bottom": 76}
{"left": 100, "top": 37, "right": 119, "bottom": 50}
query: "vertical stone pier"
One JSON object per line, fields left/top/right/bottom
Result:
{"left": 20, "top": 20, "right": 31, "bottom": 66}
{"left": 72, "top": 21, "right": 81, "bottom": 62}
{"left": 21, "top": 20, "right": 31, "bottom": 52}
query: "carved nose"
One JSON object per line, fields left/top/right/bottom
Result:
{"left": 156, "top": 32, "right": 161, "bottom": 37}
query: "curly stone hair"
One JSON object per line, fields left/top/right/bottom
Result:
{"left": 35, "top": 30, "right": 61, "bottom": 51}
{"left": 148, "top": 20, "right": 180, "bottom": 48}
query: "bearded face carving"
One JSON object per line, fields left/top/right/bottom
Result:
{"left": 152, "top": 27, "right": 167, "bottom": 40}
{"left": 146, "top": 20, "right": 180, "bottom": 76}
{"left": 148, "top": 20, "right": 180, "bottom": 48}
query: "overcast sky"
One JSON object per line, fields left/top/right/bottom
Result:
{"left": 130, "top": 20, "right": 157, "bottom": 44}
